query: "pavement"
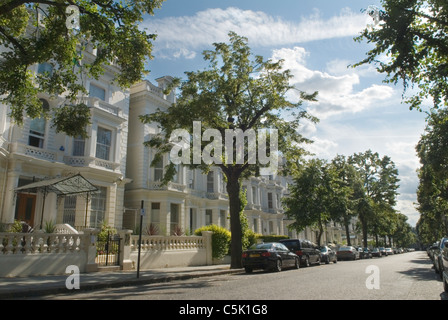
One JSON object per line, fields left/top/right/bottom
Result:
{"left": 0, "top": 264, "right": 243, "bottom": 299}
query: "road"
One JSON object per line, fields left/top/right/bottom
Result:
{"left": 36, "top": 251, "right": 446, "bottom": 301}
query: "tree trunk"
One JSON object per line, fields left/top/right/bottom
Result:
{"left": 344, "top": 215, "right": 351, "bottom": 246}
{"left": 226, "top": 171, "right": 243, "bottom": 269}
{"left": 317, "top": 223, "right": 324, "bottom": 247}
{"left": 361, "top": 217, "right": 368, "bottom": 248}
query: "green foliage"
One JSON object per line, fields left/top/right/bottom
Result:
{"left": 0, "top": 0, "right": 164, "bottom": 137}
{"left": 194, "top": 224, "right": 231, "bottom": 260}
{"left": 416, "top": 109, "right": 448, "bottom": 242}
{"left": 354, "top": 0, "right": 448, "bottom": 111}
{"left": 97, "top": 222, "right": 117, "bottom": 242}
{"left": 43, "top": 220, "right": 56, "bottom": 233}
{"left": 142, "top": 32, "right": 318, "bottom": 268}
{"left": 283, "top": 158, "right": 338, "bottom": 246}
{"left": 348, "top": 150, "right": 400, "bottom": 247}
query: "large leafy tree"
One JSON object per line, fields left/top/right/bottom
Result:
{"left": 0, "top": 0, "right": 164, "bottom": 137}
{"left": 415, "top": 108, "right": 448, "bottom": 240}
{"left": 141, "top": 32, "right": 318, "bottom": 268}
{"left": 329, "top": 155, "right": 361, "bottom": 246}
{"left": 283, "top": 159, "right": 337, "bottom": 246}
{"left": 354, "top": 0, "right": 448, "bottom": 111}
{"left": 349, "top": 150, "right": 400, "bottom": 247}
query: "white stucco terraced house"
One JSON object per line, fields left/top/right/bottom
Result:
{"left": 0, "top": 43, "right": 130, "bottom": 231}
{"left": 0, "top": 52, "right": 355, "bottom": 246}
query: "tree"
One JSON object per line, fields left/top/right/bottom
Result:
{"left": 284, "top": 159, "right": 338, "bottom": 246}
{"left": 140, "top": 32, "right": 318, "bottom": 268}
{"left": 329, "top": 155, "right": 361, "bottom": 246}
{"left": 0, "top": 0, "right": 164, "bottom": 137}
{"left": 349, "top": 150, "right": 400, "bottom": 247}
{"left": 415, "top": 108, "right": 448, "bottom": 240}
{"left": 354, "top": 0, "right": 448, "bottom": 111}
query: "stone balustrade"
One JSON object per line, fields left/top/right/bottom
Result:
{"left": 0, "top": 229, "right": 99, "bottom": 277}
{"left": 130, "top": 235, "right": 206, "bottom": 251}
{"left": 0, "top": 232, "right": 84, "bottom": 254}
{"left": 0, "top": 230, "right": 214, "bottom": 277}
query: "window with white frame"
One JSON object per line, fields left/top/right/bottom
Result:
{"left": 170, "top": 203, "right": 180, "bottom": 233}
{"left": 151, "top": 202, "right": 160, "bottom": 226}
{"left": 28, "top": 99, "right": 49, "bottom": 148}
{"left": 268, "top": 192, "right": 273, "bottom": 209}
{"left": 153, "top": 158, "right": 164, "bottom": 181}
{"left": 73, "top": 135, "right": 85, "bottom": 156}
{"left": 207, "top": 171, "right": 214, "bottom": 193}
{"left": 95, "top": 126, "right": 112, "bottom": 160}
{"left": 220, "top": 210, "right": 226, "bottom": 227}
{"left": 63, "top": 195, "right": 77, "bottom": 226}
{"left": 205, "top": 209, "right": 213, "bottom": 225}
{"left": 89, "top": 83, "right": 106, "bottom": 101}
{"left": 252, "top": 186, "right": 257, "bottom": 204}
{"left": 90, "top": 186, "right": 107, "bottom": 228}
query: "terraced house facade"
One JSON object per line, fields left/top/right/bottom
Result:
{"left": 0, "top": 42, "right": 130, "bottom": 231}
{"left": 0, "top": 46, "right": 353, "bottom": 246}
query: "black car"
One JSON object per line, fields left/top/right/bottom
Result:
{"left": 359, "top": 248, "right": 372, "bottom": 259}
{"left": 242, "top": 242, "right": 299, "bottom": 273}
{"left": 279, "top": 239, "right": 321, "bottom": 267}
{"left": 371, "top": 248, "right": 382, "bottom": 258}
{"left": 319, "top": 246, "right": 337, "bottom": 264}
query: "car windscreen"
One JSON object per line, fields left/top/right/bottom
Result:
{"left": 279, "top": 241, "right": 300, "bottom": 250}
{"left": 249, "top": 243, "right": 273, "bottom": 250}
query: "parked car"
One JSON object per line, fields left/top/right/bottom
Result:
{"left": 319, "top": 246, "right": 337, "bottom": 264}
{"left": 385, "top": 248, "right": 394, "bottom": 256}
{"left": 433, "top": 237, "right": 448, "bottom": 279}
{"left": 360, "top": 248, "right": 372, "bottom": 259}
{"left": 242, "top": 242, "right": 299, "bottom": 273}
{"left": 336, "top": 246, "right": 360, "bottom": 261}
{"left": 429, "top": 242, "right": 440, "bottom": 262}
{"left": 371, "top": 247, "right": 382, "bottom": 258}
{"left": 379, "top": 247, "right": 386, "bottom": 256}
{"left": 442, "top": 238, "right": 448, "bottom": 293}
{"left": 279, "top": 239, "right": 321, "bottom": 267}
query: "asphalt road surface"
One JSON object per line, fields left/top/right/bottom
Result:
{"left": 36, "top": 250, "right": 446, "bottom": 301}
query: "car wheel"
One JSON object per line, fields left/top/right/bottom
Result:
{"left": 274, "top": 259, "right": 282, "bottom": 272}
{"left": 294, "top": 257, "right": 300, "bottom": 269}
{"left": 444, "top": 274, "right": 448, "bottom": 293}
{"left": 304, "top": 256, "right": 310, "bottom": 267}
{"left": 439, "top": 262, "right": 444, "bottom": 280}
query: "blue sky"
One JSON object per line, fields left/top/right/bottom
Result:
{"left": 142, "top": 0, "right": 428, "bottom": 226}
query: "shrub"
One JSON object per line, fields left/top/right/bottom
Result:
{"left": 194, "top": 224, "right": 231, "bottom": 260}
{"left": 97, "top": 222, "right": 117, "bottom": 242}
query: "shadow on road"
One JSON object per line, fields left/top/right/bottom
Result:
{"left": 398, "top": 254, "right": 439, "bottom": 282}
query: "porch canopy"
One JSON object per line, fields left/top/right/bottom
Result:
{"left": 15, "top": 174, "right": 98, "bottom": 229}
{"left": 15, "top": 173, "right": 98, "bottom": 196}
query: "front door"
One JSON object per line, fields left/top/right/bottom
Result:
{"left": 15, "top": 193, "right": 37, "bottom": 227}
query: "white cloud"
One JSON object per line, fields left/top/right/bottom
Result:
{"left": 145, "top": 7, "right": 367, "bottom": 59}
{"left": 271, "top": 46, "right": 395, "bottom": 119}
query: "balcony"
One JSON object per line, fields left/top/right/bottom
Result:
{"left": 10, "top": 143, "right": 120, "bottom": 172}
{"left": 63, "top": 155, "right": 120, "bottom": 171}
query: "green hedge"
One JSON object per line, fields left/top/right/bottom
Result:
{"left": 194, "top": 224, "right": 231, "bottom": 260}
